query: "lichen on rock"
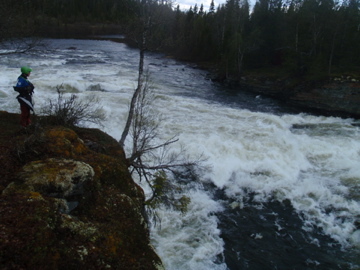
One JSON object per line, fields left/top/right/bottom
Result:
{"left": 5, "top": 158, "right": 94, "bottom": 198}
{"left": 0, "top": 117, "right": 164, "bottom": 269}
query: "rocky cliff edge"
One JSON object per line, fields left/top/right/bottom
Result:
{"left": 0, "top": 111, "right": 164, "bottom": 269}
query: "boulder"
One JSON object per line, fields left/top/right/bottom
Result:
{"left": 4, "top": 158, "right": 94, "bottom": 198}
{"left": 0, "top": 121, "right": 164, "bottom": 269}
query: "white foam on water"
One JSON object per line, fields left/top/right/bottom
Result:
{"left": 1, "top": 39, "right": 360, "bottom": 268}
{"left": 148, "top": 79, "right": 360, "bottom": 252}
{"left": 150, "top": 190, "right": 226, "bottom": 270}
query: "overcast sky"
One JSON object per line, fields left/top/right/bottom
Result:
{"left": 175, "top": 0, "right": 255, "bottom": 12}
{"left": 174, "top": 0, "right": 212, "bottom": 11}
{"left": 174, "top": 0, "right": 223, "bottom": 11}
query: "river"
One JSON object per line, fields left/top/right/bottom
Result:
{"left": 1, "top": 38, "right": 359, "bottom": 269}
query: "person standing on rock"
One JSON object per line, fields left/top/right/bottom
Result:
{"left": 13, "top": 66, "right": 35, "bottom": 127}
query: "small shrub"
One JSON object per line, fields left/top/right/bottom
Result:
{"left": 40, "top": 85, "right": 106, "bottom": 127}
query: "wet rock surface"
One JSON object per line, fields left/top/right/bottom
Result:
{"left": 212, "top": 188, "right": 357, "bottom": 270}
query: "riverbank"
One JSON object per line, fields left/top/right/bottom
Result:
{"left": 243, "top": 77, "right": 360, "bottom": 119}
{"left": 207, "top": 68, "right": 360, "bottom": 119}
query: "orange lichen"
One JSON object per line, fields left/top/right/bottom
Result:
{"left": 44, "top": 127, "right": 89, "bottom": 158}
{"left": 28, "top": 191, "right": 43, "bottom": 200}
{"left": 105, "top": 234, "right": 121, "bottom": 255}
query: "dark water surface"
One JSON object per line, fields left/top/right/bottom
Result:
{"left": 212, "top": 188, "right": 355, "bottom": 270}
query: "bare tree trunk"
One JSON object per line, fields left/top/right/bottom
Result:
{"left": 119, "top": 22, "right": 147, "bottom": 147}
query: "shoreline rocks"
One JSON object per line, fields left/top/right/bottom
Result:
{"left": 218, "top": 75, "right": 360, "bottom": 119}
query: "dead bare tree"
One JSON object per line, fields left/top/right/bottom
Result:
{"left": 126, "top": 71, "right": 206, "bottom": 208}
{"left": 119, "top": 0, "right": 208, "bottom": 213}
{"left": 0, "top": 38, "right": 45, "bottom": 55}
{"left": 119, "top": 21, "right": 148, "bottom": 147}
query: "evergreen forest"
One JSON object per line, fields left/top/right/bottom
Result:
{"left": 1, "top": 0, "right": 359, "bottom": 81}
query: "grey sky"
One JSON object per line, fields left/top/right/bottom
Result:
{"left": 175, "top": 0, "right": 255, "bottom": 12}
{"left": 175, "top": 0, "right": 224, "bottom": 11}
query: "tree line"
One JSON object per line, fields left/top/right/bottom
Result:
{"left": 1, "top": 0, "right": 359, "bottom": 80}
{"left": 146, "top": 0, "right": 360, "bottom": 81}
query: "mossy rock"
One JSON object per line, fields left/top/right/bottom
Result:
{"left": 0, "top": 112, "right": 164, "bottom": 269}
{"left": 4, "top": 158, "right": 94, "bottom": 198}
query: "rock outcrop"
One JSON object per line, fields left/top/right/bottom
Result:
{"left": 288, "top": 81, "right": 360, "bottom": 118}
{"left": 226, "top": 75, "right": 360, "bottom": 118}
{"left": 0, "top": 111, "right": 164, "bottom": 269}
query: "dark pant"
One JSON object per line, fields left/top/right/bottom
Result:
{"left": 20, "top": 104, "right": 31, "bottom": 127}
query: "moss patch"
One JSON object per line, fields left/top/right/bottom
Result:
{"left": 0, "top": 111, "right": 163, "bottom": 269}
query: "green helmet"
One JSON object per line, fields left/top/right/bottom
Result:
{"left": 21, "top": 66, "right": 32, "bottom": 74}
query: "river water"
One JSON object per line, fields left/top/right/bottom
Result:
{"left": 1, "top": 39, "right": 360, "bottom": 269}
